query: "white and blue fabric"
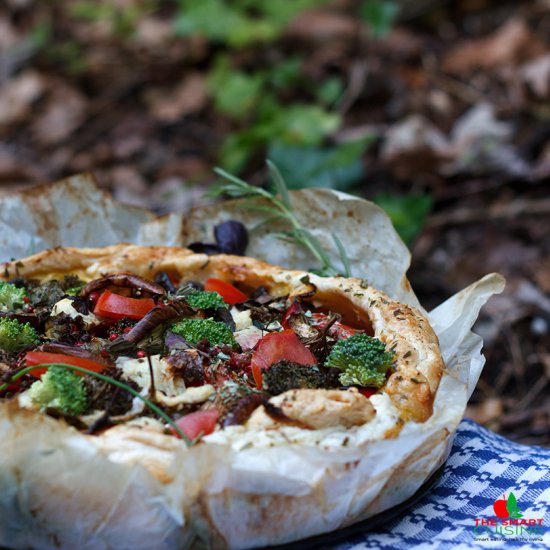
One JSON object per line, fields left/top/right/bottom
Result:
{"left": 331, "top": 420, "right": 550, "bottom": 549}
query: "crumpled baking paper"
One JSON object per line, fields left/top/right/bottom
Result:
{"left": 0, "top": 173, "right": 504, "bottom": 549}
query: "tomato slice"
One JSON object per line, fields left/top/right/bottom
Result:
{"left": 251, "top": 330, "right": 317, "bottom": 389}
{"left": 281, "top": 301, "right": 302, "bottom": 329}
{"left": 311, "top": 313, "right": 357, "bottom": 340}
{"left": 93, "top": 289, "right": 156, "bottom": 320}
{"left": 173, "top": 409, "right": 219, "bottom": 440}
{"left": 0, "top": 382, "right": 21, "bottom": 395}
{"left": 204, "top": 278, "right": 247, "bottom": 305}
{"left": 25, "top": 351, "right": 107, "bottom": 378}
{"left": 358, "top": 387, "right": 377, "bottom": 398}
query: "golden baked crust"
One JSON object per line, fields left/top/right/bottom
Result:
{"left": 0, "top": 244, "right": 450, "bottom": 549}
{"left": 1, "top": 244, "right": 444, "bottom": 424}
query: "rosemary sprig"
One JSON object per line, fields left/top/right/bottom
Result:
{"left": 0, "top": 363, "right": 193, "bottom": 446}
{"left": 211, "top": 162, "right": 352, "bottom": 277}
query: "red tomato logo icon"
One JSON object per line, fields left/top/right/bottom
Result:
{"left": 493, "top": 495, "right": 509, "bottom": 519}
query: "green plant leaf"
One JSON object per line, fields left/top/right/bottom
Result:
{"left": 208, "top": 58, "right": 266, "bottom": 120}
{"left": 268, "top": 139, "right": 372, "bottom": 191}
{"left": 174, "top": 0, "right": 329, "bottom": 46}
{"left": 269, "top": 57, "right": 303, "bottom": 90}
{"left": 373, "top": 192, "right": 432, "bottom": 245}
{"left": 316, "top": 76, "right": 344, "bottom": 106}
{"left": 276, "top": 105, "right": 340, "bottom": 145}
{"left": 173, "top": 1, "right": 246, "bottom": 43}
{"left": 360, "top": 0, "right": 399, "bottom": 39}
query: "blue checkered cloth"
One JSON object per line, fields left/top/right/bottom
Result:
{"left": 332, "top": 419, "right": 550, "bottom": 549}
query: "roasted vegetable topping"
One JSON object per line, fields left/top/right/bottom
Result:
{"left": 118, "top": 301, "right": 192, "bottom": 346}
{"left": 171, "top": 318, "right": 237, "bottom": 347}
{"left": 1, "top": 267, "right": 393, "bottom": 442}
{"left": 28, "top": 367, "right": 88, "bottom": 416}
{"left": 28, "top": 280, "right": 66, "bottom": 308}
{"left": 262, "top": 360, "right": 327, "bottom": 395}
{"left": 173, "top": 409, "right": 219, "bottom": 440}
{"left": 0, "top": 317, "right": 39, "bottom": 353}
{"left": 94, "top": 290, "right": 156, "bottom": 320}
{"left": 204, "top": 278, "right": 247, "bottom": 305}
{"left": 0, "top": 281, "right": 27, "bottom": 311}
{"left": 188, "top": 219, "right": 249, "bottom": 256}
{"left": 186, "top": 290, "right": 226, "bottom": 310}
{"left": 324, "top": 334, "right": 395, "bottom": 388}
{"left": 251, "top": 330, "right": 317, "bottom": 388}
{"left": 79, "top": 273, "right": 165, "bottom": 298}
{"left": 167, "top": 349, "right": 206, "bottom": 387}
{"left": 25, "top": 351, "right": 107, "bottom": 378}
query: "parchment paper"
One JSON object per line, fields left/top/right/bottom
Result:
{"left": 0, "top": 174, "right": 505, "bottom": 549}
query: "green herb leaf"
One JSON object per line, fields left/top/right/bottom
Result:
{"left": 332, "top": 232, "right": 352, "bottom": 277}
{"left": 214, "top": 160, "right": 353, "bottom": 277}
{"left": 506, "top": 492, "right": 523, "bottom": 519}
{"left": 267, "top": 159, "right": 291, "bottom": 208}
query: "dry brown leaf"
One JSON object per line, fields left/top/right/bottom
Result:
{"left": 0, "top": 146, "right": 41, "bottom": 183}
{"left": 442, "top": 19, "right": 546, "bottom": 73}
{"left": 135, "top": 17, "right": 173, "bottom": 47}
{"left": 110, "top": 166, "right": 150, "bottom": 209}
{"left": 0, "top": 15, "right": 20, "bottom": 51}
{"left": 144, "top": 73, "right": 207, "bottom": 123}
{"left": 381, "top": 114, "right": 452, "bottom": 177}
{"left": 533, "top": 258, "right": 550, "bottom": 294}
{"left": 0, "top": 70, "right": 44, "bottom": 128}
{"left": 377, "top": 27, "right": 424, "bottom": 60}
{"left": 444, "top": 103, "right": 529, "bottom": 177}
{"left": 285, "top": 9, "right": 358, "bottom": 43}
{"left": 520, "top": 54, "right": 550, "bottom": 98}
{"left": 31, "top": 84, "right": 87, "bottom": 145}
{"left": 466, "top": 398, "right": 503, "bottom": 425}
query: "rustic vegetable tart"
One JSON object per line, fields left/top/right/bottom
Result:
{"left": 0, "top": 244, "right": 444, "bottom": 548}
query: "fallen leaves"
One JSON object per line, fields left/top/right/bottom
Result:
{"left": 381, "top": 103, "right": 530, "bottom": 179}
{"left": 144, "top": 73, "right": 207, "bottom": 122}
{"left": 31, "top": 83, "right": 87, "bottom": 145}
{"left": 443, "top": 18, "right": 546, "bottom": 73}
{"left": 520, "top": 54, "right": 550, "bottom": 98}
{"left": 0, "top": 70, "right": 44, "bottom": 129}
{"left": 381, "top": 114, "right": 451, "bottom": 178}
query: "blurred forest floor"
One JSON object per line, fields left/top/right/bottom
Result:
{"left": 0, "top": 0, "right": 549, "bottom": 445}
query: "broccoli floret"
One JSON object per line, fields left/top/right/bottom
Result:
{"left": 171, "top": 318, "right": 237, "bottom": 347}
{"left": 186, "top": 291, "right": 226, "bottom": 310}
{"left": 0, "top": 281, "right": 27, "bottom": 311}
{"left": 28, "top": 367, "right": 88, "bottom": 416}
{"left": 0, "top": 317, "right": 39, "bottom": 353}
{"left": 65, "top": 286, "right": 84, "bottom": 296}
{"left": 262, "top": 360, "right": 326, "bottom": 395}
{"left": 324, "top": 334, "right": 395, "bottom": 388}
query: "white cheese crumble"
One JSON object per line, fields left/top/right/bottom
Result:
{"left": 51, "top": 298, "right": 99, "bottom": 327}
{"left": 230, "top": 308, "right": 252, "bottom": 331}
{"left": 116, "top": 355, "right": 214, "bottom": 409}
{"left": 116, "top": 355, "right": 186, "bottom": 397}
